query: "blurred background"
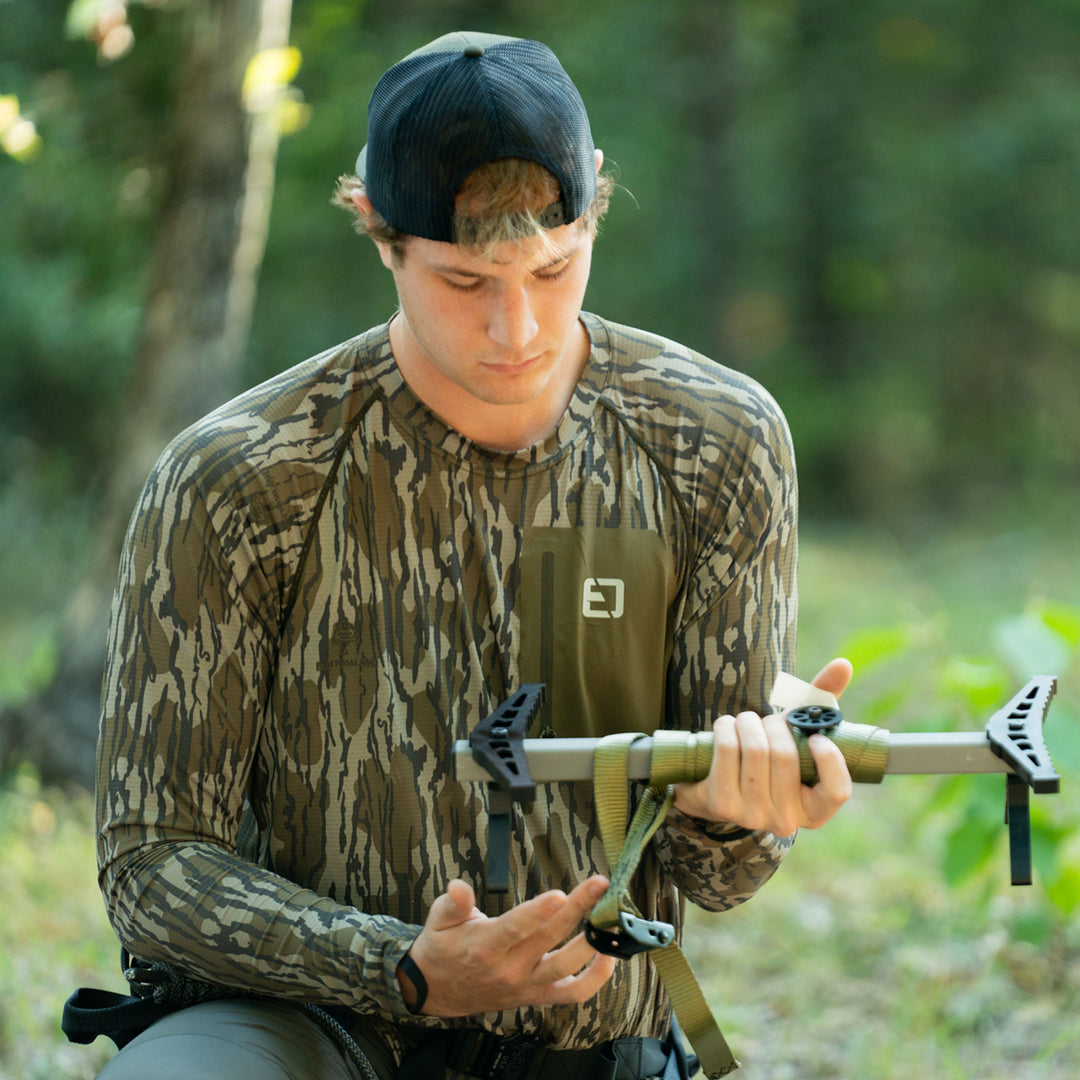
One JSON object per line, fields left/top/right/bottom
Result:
{"left": 1, "top": 0, "right": 1078, "bottom": 1076}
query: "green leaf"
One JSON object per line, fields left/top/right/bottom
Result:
{"left": 1046, "top": 865, "right": 1080, "bottom": 917}
{"left": 994, "top": 613, "right": 1070, "bottom": 681}
{"left": 0, "top": 621, "right": 59, "bottom": 708}
{"left": 838, "top": 623, "right": 914, "bottom": 672}
{"left": 943, "top": 814, "right": 1000, "bottom": 885}
{"left": 1009, "top": 907, "right": 1054, "bottom": 947}
{"left": 939, "top": 657, "right": 1009, "bottom": 711}
{"left": 1032, "top": 600, "right": 1080, "bottom": 650}
{"left": 1035, "top": 701, "right": 1080, "bottom": 775}
{"left": 1031, "top": 819, "right": 1065, "bottom": 889}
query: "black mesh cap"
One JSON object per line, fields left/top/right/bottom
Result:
{"left": 356, "top": 31, "right": 597, "bottom": 242}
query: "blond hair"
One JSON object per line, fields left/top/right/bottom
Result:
{"left": 332, "top": 157, "right": 614, "bottom": 262}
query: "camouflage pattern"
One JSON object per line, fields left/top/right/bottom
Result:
{"left": 97, "top": 313, "right": 799, "bottom": 1061}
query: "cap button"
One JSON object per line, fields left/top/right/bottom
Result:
{"left": 463, "top": 44, "right": 485, "bottom": 58}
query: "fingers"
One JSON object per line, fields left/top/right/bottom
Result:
{"left": 729, "top": 712, "right": 778, "bottom": 828}
{"left": 409, "top": 874, "right": 615, "bottom": 1016}
{"left": 764, "top": 713, "right": 807, "bottom": 834}
{"left": 704, "top": 713, "right": 740, "bottom": 795}
{"left": 799, "top": 733, "right": 853, "bottom": 828}
{"left": 518, "top": 901, "right": 618, "bottom": 1007}
{"left": 489, "top": 875, "right": 608, "bottom": 956}
{"left": 674, "top": 711, "right": 800, "bottom": 830}
{"left": 801, "top": 658, "right": 855, "bottom": 827}
{"left": 674, "top": 705, "right": 852, "bottom": 835}
{"left": 730, "top": 711, "right": 804, "bottom": 835}
{"left": 541, "top": 939, "right": 618, "bottom": 1004}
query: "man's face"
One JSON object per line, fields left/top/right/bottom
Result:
{"left": 375, "top": 221, "right": 595, "bottom": 445}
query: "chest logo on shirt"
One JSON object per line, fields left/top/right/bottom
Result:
{"left": 582, "top": 577, "right": 625, "bottom": 619}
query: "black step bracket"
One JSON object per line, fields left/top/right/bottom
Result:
{"left": 1005, "top": 775, "right": 1033, "bottom": 887}
{"left": 986, "top": 675, "right": 1059, "bottom": 886}
{"left": 986, "top": 675, "right": 1059, "bottom": 794}
{"left": 468, "top": 684, "right": 547, "bottom": 892}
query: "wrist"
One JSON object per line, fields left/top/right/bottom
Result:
{"left": 397, "top": 951, "right": 428, "bottom": 1014}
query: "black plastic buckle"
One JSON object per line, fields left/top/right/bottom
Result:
{"left": 586, "top": 911, "right": 675, "bottom": 958}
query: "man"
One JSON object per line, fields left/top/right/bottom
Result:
{"left": 92, "top": 31, "right": 852, "bottom": 1080}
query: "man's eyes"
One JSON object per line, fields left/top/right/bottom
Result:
{"left": 442, "top": 261, "right": 571, "bottom": 292}
{"left": 536, "top": 263, "right": 570, "bottom": 282}
{"left": 445, "top": 276, "right": 485, "bottom": 293}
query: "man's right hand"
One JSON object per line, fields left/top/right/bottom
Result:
{"left": 398, "top": 875, "right": 617, "bottom": 1016}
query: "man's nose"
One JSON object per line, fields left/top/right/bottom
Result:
{"left": 487, "top": 284, "right": 539, "bottom": 351}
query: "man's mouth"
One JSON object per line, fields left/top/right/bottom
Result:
{"left": 482, "top": 353, "right": 543, "bottom": 375}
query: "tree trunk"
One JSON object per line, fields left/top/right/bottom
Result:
{"left": 2, "top": 0, "right": 293, "bottom": 787}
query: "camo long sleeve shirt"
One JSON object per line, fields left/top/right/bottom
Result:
{"left": 96, "top": 313, "right": 799, "bottom": 1058}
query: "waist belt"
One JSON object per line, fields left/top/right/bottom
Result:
{"left": 400, "top": 1027, "right": 696, "bottom": 1080}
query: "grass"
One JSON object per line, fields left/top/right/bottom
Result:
{"left": 0, "top": 773, "right": 117, "bottom": 1079}
{"left": 2, "top": 519, "right": 1077, "bottom": 1078}
{"left": 691, "top": 779, "right": 1080, "bottom": 1078}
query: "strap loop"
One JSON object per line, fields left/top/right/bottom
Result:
{"left": 588, "top": 733, "right": 741, "bottom": 1077}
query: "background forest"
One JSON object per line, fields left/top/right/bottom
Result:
{"left": 1, "top": 0, "right": 1079, "bottom": 1077}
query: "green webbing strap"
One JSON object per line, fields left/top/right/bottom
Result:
{"left": 590, "top": 734, "right": 741, "bottom": 1078}
{"left": 590, "top": 777, "right": 674, "bottom": 932}
{"left": 592, "top": 731, "right": 647, "bottom": 866}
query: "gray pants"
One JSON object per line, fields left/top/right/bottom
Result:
{"left": 95, "top": 999, "right": 397, "bottom": 1080}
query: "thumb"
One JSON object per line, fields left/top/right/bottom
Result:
{"left": 811, "top": 657, "right": 853, "bottom": 699}
{"left": 426, "top": 878, "right": 480, "bottom": 931}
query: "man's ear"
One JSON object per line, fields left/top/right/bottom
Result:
{"left": 350, "top": 190, "right": 375, "bottom": 217}
{"left": 350, "top": 190, "right": 397, "bottom": 270}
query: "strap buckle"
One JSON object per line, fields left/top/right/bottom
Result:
{"left": 585, "top": 910, "right": 675, "bottom": 958}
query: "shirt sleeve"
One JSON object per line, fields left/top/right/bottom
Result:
{"left": 654, "top": 380, "right": 800, "bottom": 909}
{"left": 95, "top": 437, "right": 420, "bottom": 1022}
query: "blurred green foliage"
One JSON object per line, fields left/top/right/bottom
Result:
{"left": 0, "top": 765, "right": 116, "bottom": 1078}
{"left": 830, "top": 596, "right": 1080, "bottom": 937}
{"left": 3, "top": 0, "right": 1079, "bottom": 536}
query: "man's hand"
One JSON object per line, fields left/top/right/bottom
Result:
{"left": 399, "top": 875, "right": 617, "bottom": 1017}
{"left": 673, "top": 658, "right": 855, "bottom": 836}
